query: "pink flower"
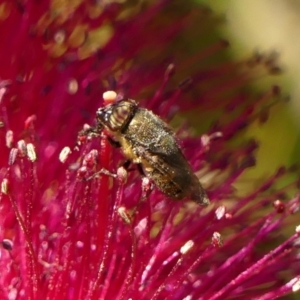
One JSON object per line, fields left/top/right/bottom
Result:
{"left": 0, "top": 1, "right": 299, "bottom": 299}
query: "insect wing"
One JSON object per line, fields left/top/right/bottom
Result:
{"left": 135, "top": 145, "right": 208, "bottom": 205}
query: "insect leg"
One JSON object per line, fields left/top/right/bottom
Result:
{"left": 122, "top": 160, "right": 132, "bottom": 170}
{"left": 85, "top": 168, "right": 117, "bottom": 181}
{"left": 136, "top": 163, "right": 145, "bottom": 176}
{"left": 107, "top": 136, "right": 121, "bottom": 148}
{"left": 133, "top": 162, "right": 154, "bottom": 200}
{"left": 76, "top": 124, "right": 103, "bottom": 147}
{"left": 79, "top": 124, "right": 103, "bottom": 138}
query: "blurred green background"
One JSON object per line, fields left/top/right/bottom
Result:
{"left": 195, "top": 0, "right": 300, "bottom": 187}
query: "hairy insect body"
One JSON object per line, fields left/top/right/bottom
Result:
{"left": 96, "top": 99, "right": 209, "bottom": 206}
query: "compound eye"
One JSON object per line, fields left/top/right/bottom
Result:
{"left": 97, "top": 100, "right": 136, "bottom": 131}
{"left": 110, "top": 104, "right": 130, "bottom": 128}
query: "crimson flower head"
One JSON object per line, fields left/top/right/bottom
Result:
{"left": 0, "top": 1, "right": 299, "bottom": 299}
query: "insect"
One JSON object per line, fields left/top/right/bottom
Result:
{"left": 82, "top": 97, "right": 209, "bottom": 206}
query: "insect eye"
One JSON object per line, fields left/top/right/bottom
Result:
{"left": 97, "top": 100, "right": 136, "bottom": 131}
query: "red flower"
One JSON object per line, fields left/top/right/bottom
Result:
{"left": 0, "top": 1, "right": 299, "bottom": 299}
